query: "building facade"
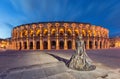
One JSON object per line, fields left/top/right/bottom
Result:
{"left": 11, "top": 22, "right": 109, "bottom": 50}
{"left": 110, "top": 37, "right": 120, "bottom": 47}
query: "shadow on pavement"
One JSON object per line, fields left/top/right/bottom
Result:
{"left": 47, "top": 53, "right": 69, "bottom": 65}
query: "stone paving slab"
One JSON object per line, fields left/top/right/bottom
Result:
{"left": 1, "top": 61, "right": 68, "bottom": 79}
{"left": 46, "top": 72, "right": 75, "bottom": 79}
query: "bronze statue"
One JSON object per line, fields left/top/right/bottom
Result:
{"left": 67, "top": 35, "right": 95, "bottom": 71}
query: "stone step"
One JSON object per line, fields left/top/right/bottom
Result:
{"left": 0, "top": 61, "right": 68, "bottom": 79}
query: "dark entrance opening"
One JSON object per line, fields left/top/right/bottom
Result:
{"left": 43, "top": 41, "right": 48, "bottom": 49}
{"left": 51, "top": 41, "right": 56, "bottom": 49}
{"left": 89, "top": 41, "right": 92, "bottom": 49}
{"left": 36, "top": 41, "right": 40, "bottom": 49}
{"left": 95, "top": 41, "right": 98, "bottom": 49}
{"left": 67, "top": 41, "right": 72, "bottom": 49}
{"left": 24, "top": 42, "right": 27, "bottom": 49}
{"left": 19, "top": 42, "right": 21, "bottom": 50}
{"left": 59, "top": 41, "right": 64, "bottom": 49}
{"left": 84, "top": 41, "right": 86, "bottom": 49}
{"left": 30, "top": 42, "right": 33, "bottom": 49}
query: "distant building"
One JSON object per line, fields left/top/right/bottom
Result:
{"left": 110, "top": 37, "right": 120, "bottom": 47}
{"left": 11, "top": 22, "right": 109, "bottom": 50}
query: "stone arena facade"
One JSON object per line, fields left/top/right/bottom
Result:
{"left": 11, "top": 22, "right": 109, "bottom": 50}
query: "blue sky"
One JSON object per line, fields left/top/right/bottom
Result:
{"left": 0, "top": 0, "right": 120, "bottom": 38}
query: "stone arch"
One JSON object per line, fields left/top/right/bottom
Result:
{"left": 43, "top": 41, "right": 48, "bottom": 49}
{"left": 59, "top": 41, "right": 64, "bottom": 49}
{"left": 29, "top": 29, "right": 34, "bottom": 37}
{"left": 74, "top": 29, "right": 79, "bottom": 37}
{"left": 67, "top": 28, "right": 72, "bottom": 36}
{"left": 36, "top": 41, "right": 40, "bottom": 49}
{"left": 59, "top": 28, "right": 64, "bottom": 37}
{"left": 51, "top": 41, "right": 56, "bottom": 49}
{"left": 51, "top": 28, "right": 56, "bottom": 37}
{"left": 36, "top": 29, "right": 40, "bottom": 36}
{"left": 82, "top": 30, "right": 86, "bottom": 37}
{"left": 30, "top": 42, "right": 33, "bottom": 49}
{"left": 43, "top": 28, "right": 48, "bottom": 36}
{"left": 67, "top": 40, "right": 72, "bottom": 49}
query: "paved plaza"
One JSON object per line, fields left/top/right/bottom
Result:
{"left": 0, "top": 48, "right": 120, "bottom": 79}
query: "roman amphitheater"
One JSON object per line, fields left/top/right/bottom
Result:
{"left": 11, "top": 22, "right": 109, "bottom": 50}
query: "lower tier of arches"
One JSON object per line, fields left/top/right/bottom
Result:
{"left": 12, "top": 38, "right": 109, "bottom": 50}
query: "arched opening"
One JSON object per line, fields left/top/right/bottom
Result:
{"left": 89, "top": 41, "right": 92, "bottom": 49}
{"left": 95, "top": 41, "right": 98, "bottom": 49}
{"left": 51, "top": 41, "right": 56, "bottom": 49}
{"left": 59, "top": 41, "right": 64, "bottom": 49}
{"left": 67, "top": 41, "right": 72, "bottom": 49}
{"left": 24, "top": 42, "right": 27, "bottom": 49}
{"left": 59, "top": 28, "right": 64, "bottom": 37}
{"left": 19, "top": 42, "right": 22, "bottom": 50}
{"left": 30, "top": 42, "right": 33, "bottom": 49}
{"left": 43, "top": 41, "right": 48, "bottom": 49}
{"left": 51, "top": 29, "right": 56, "bottom": 37}
{"left": 84, "top": 41, "right": 86, "bottom": 49}
{"left": 36, "top": 41, "right": 40, "bottom": 49}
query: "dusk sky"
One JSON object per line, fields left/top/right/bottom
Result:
{"left": 0, "top": 0, "right": 120, "bottom": 38}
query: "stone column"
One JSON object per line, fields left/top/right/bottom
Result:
{"left": 40, "top": 35, "right": 43, "bottom": 50}
{"left": 72, "top": 27, "right": 76, "bottom": 50}
{"left": 92, "top": 38, "right": 95, "bottom": 49}
{"left": 47, "top": 32, "right": 51, "bottom": 50}
{"left": 101, "top": 39, "right": 104, "bottom": 49}
{"left": 64, "top": 36, "right": 68, "bottom": 50}
{"left": 32, "top": 24, "right": 36, "bottom": 50}
{"left": 56, "top": 36, "right": 59, "bottom": 50}
{"left": 107, "top": 40, "right": 110, "bottom": 48}
{"left": 47, "top": 23, "right": 51, "bottom": 50}
{"left": 21, "top": 40, "right": 24, "bottom": 50}
{"left": 86, "top": 39, "right": 89, "bottom": 49}
{"left": 39, "top": 24, "right": 43, "bottom": 50}
{"left": 97, "top": 40, "right": 100, "bottom": 49}
{"left": 72, "top": 36, "right": 76, "bottom": 50}
{"left": 27, "top": 38, "right": 29, "bottom": 50}
{"left": 55, "top": 23, "right": 60, "bottom": 50}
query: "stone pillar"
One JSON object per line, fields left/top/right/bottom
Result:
{"left": 32, "top": 24, "right": 36, "bottom": 50}
{"left": 17, "top": 41, "right": 20, "bottom": 50}
{"left": 101, "top": 40, "right": 104, "bottom": 49}
{"left": 72, "top": 36, "right": 76, "bottom": 50}
{"left": 33, "top": 38, "right": 36, "bottom": 50}
{"left": 64, "top": 36, "right": 68, "bottom": 50}
{"left": 97, "top": 40, "right": 100, "bottom": 49}
{"left": 86, "top": 39, "right": 89, "bottom": 49}
{"left": 27, "top": 38, "right": 29, "bottom": 50}
{"left": 47, "top": 32, "right": 51, "bottom": 50}
{"left": 92, "top": 38, "right": 95, "bottom": 49}
{"left": 55, "top": 23, "right": 60, "bottom": 50}
{"left": 21, "top": 40, "right": 24, "bottom": 50}
{"left": 39, "top": 24, "right": 43, "bottom": 50}
{"left": 40, "top": 36, "right": 43, "bottom": 50}
{"left": 56, "top": 36, "right": 59, "bottom": 50}
{"left": 47, "top": 23, "right": 51, "bottom": 50}
{"left": 107, "top": 40, "right": 110, "bottom": 48}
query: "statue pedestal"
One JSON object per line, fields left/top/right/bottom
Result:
{"left": 67, "top": 53, "right": 96, "bottom": 71}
